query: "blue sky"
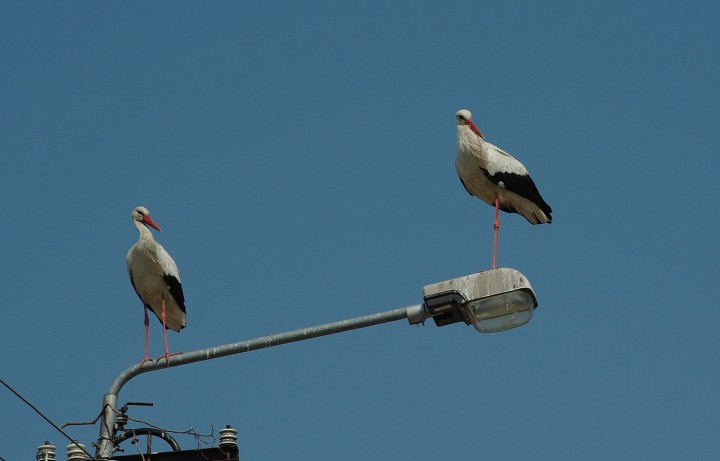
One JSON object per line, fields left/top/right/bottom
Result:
{"left": 1, "top": 1, "right": 718, "bottom": 459}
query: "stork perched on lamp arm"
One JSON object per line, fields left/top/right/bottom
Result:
{"left": 455, "top": 109, "right": 552, "bottom": 269}
{"left": 126, "top": 206, "right": 187, "bottom": 365}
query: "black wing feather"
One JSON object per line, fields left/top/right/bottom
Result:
{"left": 484, "top": 170, "right": 553, "bottom": 219}
{"left": 163, "top": 274, "right": 187, "bottom": 314}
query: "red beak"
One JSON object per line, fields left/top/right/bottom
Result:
{"left": 143, "top": 216, "right": 162, "bottom": 232}
{"left": 467, "top": 119, "right": 484, "bottom": 139}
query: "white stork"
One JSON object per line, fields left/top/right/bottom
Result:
{"left": 455, "top": 109, "right": 552, "bottom": 268}
{"left": 126, "top": 206, "right": 186, "bottom": 365}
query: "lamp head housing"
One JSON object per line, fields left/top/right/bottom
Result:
{"left": 422, "top": 268, "right": 538, "bottom": 333}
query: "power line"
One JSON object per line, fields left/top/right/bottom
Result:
{"left": 0, "top": 378, "right": 96, "bottom": 460}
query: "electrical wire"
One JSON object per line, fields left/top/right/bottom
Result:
{"left": 2, "top": 377, "right": 220, "bottom": 458}
{"left": 0, "top": 378, "right": 96, "bottom": 460}
{"left": 110, "top": 407, "right": 215, "bottom": 443}
{"left": 131, "top": 439, "right": 146, "bottom": 461}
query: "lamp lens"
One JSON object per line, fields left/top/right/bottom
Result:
{"left": 467, "top": 290, "right": 534, "bottom": 333}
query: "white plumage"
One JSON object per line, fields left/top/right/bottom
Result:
{"left": 126, "top": 206, "right": 186, "bottom": 363}
{"left": 455, "top": 109, "right": 552, "bottom": 224}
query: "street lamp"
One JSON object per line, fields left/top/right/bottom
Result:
{"left": 421, "top": 268, "right": 537, "bottom": 333}
{"left": 95, "top": 267, "right": 539, "bottom": 458}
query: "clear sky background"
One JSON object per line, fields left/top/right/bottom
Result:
{"left": 1, "top": 1, "right": 718, "bottom": 460}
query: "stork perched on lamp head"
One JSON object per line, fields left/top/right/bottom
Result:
{"left": 126, "top": 206, "right": 186, "bottom": 366}
{"left": 455, "top": 109, "right": 552, "bottom": 268}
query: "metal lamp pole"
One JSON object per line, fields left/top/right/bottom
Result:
{"left": 95, "top": 304, "right": 427, "bottom": 459}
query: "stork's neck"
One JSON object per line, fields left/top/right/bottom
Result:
{"left": 457, "top": 125, "right": 485, "bottom": 152}
{"left": 134, "top": 220, "right": 156, "bottom": 244}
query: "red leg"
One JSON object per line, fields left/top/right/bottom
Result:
{"left": 160, "top": 296, "right": 171, "bottom": 366}
{"left": 158, "top": 295, "right": 181, "bottom": 366}
{"left": 140, "top": 306, "right": 152, "bottom": 367}
{"left": 492, "top": 196, "right": 500, "bottom": 270}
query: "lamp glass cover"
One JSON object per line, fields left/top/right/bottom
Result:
{"left": 466, "top": 290, "right": 534, "bottom": 333}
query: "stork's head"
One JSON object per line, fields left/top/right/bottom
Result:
{"left": 455, "top": 109, "right": 472, "bottom": 125}
{"left": 455, "top": 109, "right": 484, "bottom": 138}
{"left": 132, "top": 206, "right": 161, "bottom": 232}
